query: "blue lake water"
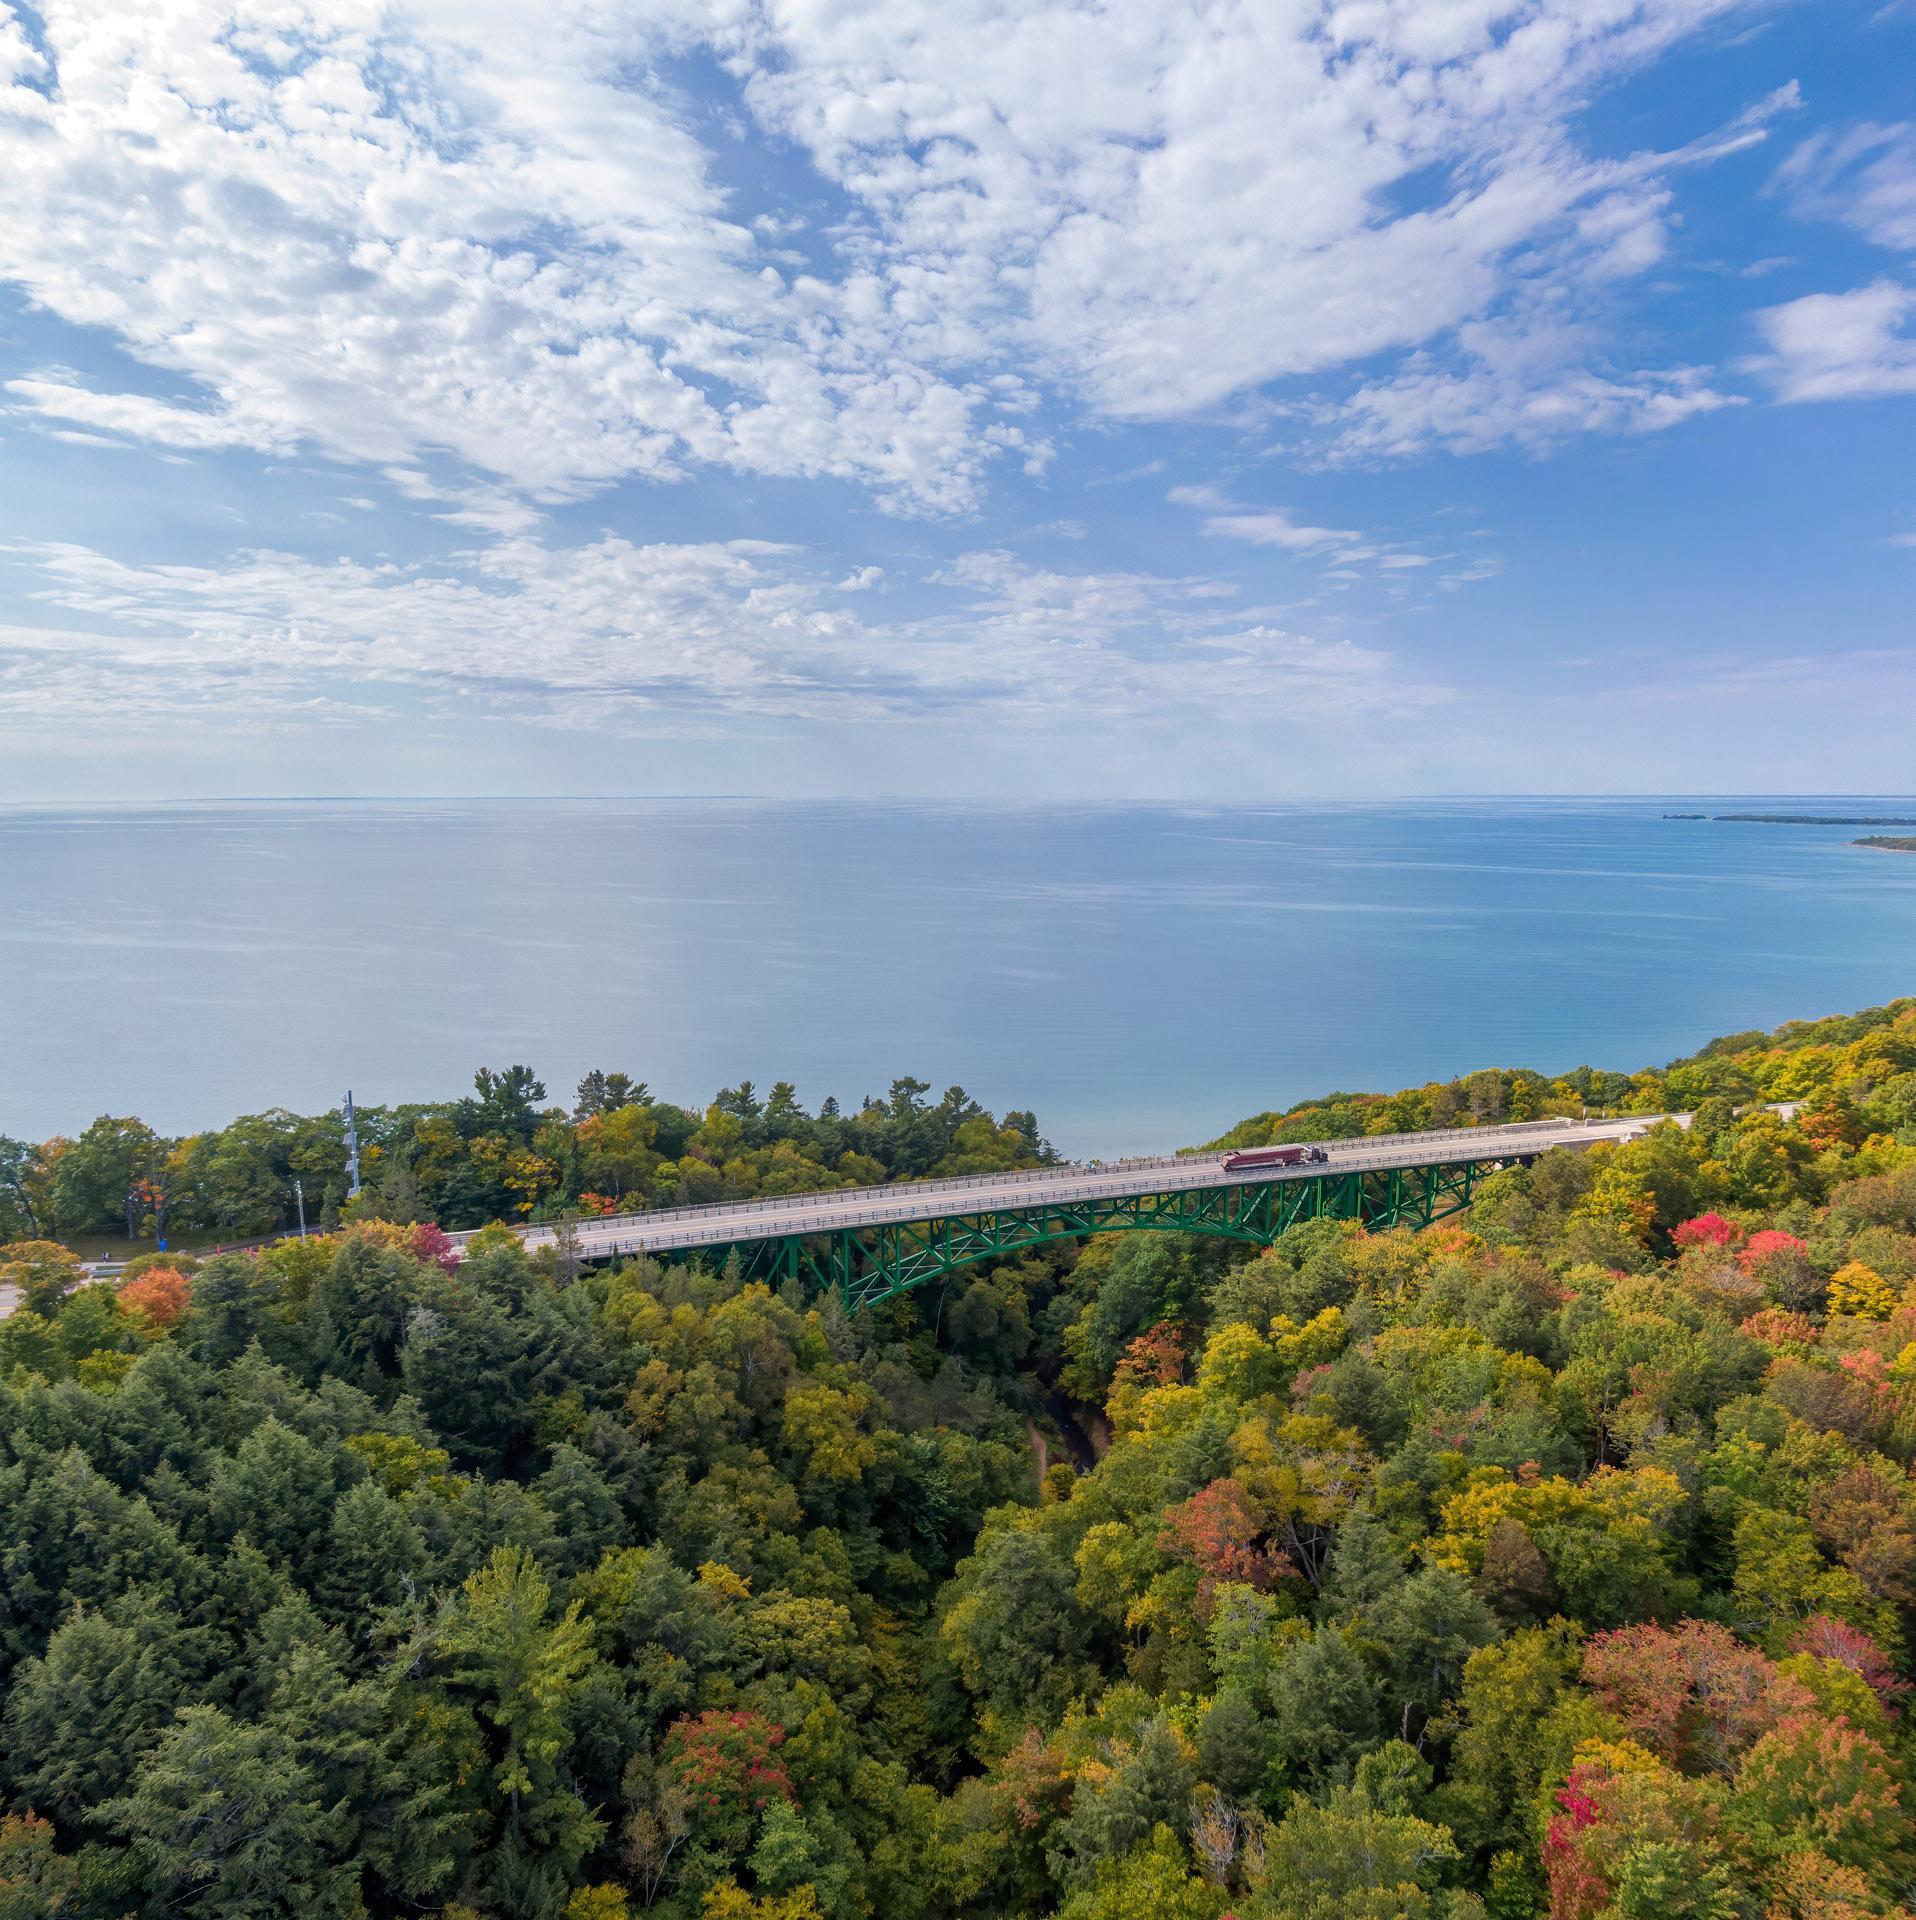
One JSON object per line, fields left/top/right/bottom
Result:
{"left": 2, "top": 797, "right": 1914, "bottom": 1156}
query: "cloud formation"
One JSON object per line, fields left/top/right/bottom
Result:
{"left": 1750, "top": 280, "right": 1916, "bottom": 400}
{"left": 1, "top": 0, "right": 1907, "bottom": 795}
{"left": 1, "top": 532, "right": 1444, "bottom": 733}
{"left": 0, "top": 0, "right": 1789, "bottom": 521}
{"left": 727, "top": 0, "right": 1774, "bottom": 432}
{"left": 1168, "top": 487, "right": 1357, "bottom": 553}
{"left": 0, "top": 0, "right": 1018, "bottom": 516}
{"left": 1775, "top": 121, "right": 1916, "bottom": 251}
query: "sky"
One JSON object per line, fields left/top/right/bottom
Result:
{"left": 0, "top": 0, "right": 1911, "bottom": 802}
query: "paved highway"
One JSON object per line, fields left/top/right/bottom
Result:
{"left": 0, "top": 1104, "right": 1800, "bottom": 1319}
{"left": 449, "top": 1109, "right": 1716, "bottom": 1265}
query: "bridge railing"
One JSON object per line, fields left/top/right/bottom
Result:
{"left": 572, "top": 1121, "right": 1661, "bottom": 1258}
{"left": 452, "top": 1146, "right": 1227, "bottom": 1246}
{"left": 471, "top": 1113, "right": 1662, "bottom": 1250}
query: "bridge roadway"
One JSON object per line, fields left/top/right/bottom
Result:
{"left": 449, "top": 1110, "right": 1692, "bottom": 1267}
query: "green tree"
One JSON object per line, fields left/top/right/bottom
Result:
{"left": 1372, "top": 1566, "right": 1496, "bottom": 1743}
{"left": 1267, "top": 1627, "right": 1384, "bottom": 1792}
{"left": 313, "top": 1479, "right": 428, "bottom": 1620}
{"left": 1047, "top": 1717, "right": 1195, "bottom": 1891}
{"left": 533, "top": 1444, "right": 629, "bottom": 1576}
{"left": 0, "top": 1137, "right": 48, "bottom": 1240}
{"left": 0, "top": 1239, "right": 84, "bottom": 1318}
{"left": 104, "top": 1704, "right": 360, "bottom": 1918}
{"left": 212, "top": 1418, "right": 341, "bottom": 1574}
{"left": 940, "top": 1517, "right": 1096, "bottom": 1722}
{"left": 1253, "top": 1748, "right": 1464, "bottom": 1920}
{"left": 1, "top": 1604, "right": 196, "bottom": 1828}
{"left": 467, "top": 1067, "right": 550, "bottom": 1145}
{"left": 49, "top": 1116, "right": 161, "bottom": 1237}
{"left": 1057, "top": 1824, "right": 1226, "bottom": 1920}
{"left": 433, "top": 1547, "right": 603, "bottom": 1917}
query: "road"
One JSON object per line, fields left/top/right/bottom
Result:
{"left": 447, "top": 1109, "right": 1711, "bottom": 1265}
{"left": 0, "top": 1103, "right": 1800, "bottom": 1318}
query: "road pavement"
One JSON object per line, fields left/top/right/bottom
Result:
{"left": 449, "top": 1109, "right": 1706, "bottom": 1264}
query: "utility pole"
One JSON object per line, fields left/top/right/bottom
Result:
{"left": 294, "top": 1177, "right": 307, "bottom": 1240}
{"left": 342, "top": 1090, "right": 362, "bottom": 1200}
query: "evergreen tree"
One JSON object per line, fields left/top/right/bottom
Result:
{"left": 1047, "top": 1716, "right": 1193, "bottom": 1890}
{"left": 105, "top": 1705, "right": 361, "bottom": 1919}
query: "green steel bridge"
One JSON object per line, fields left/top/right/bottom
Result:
{"left": 459, "top": 1112, "right": 1681, "bottom": 1313}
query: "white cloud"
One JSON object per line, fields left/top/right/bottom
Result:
{"left": 1750, "top": 123, "right": 1916, "bottom": 409}
{"left": 1775, "top": 121, "right": 1916, "bottom": 252}
{"left": 0, "top": 532, "right": 1448, "bottom": 731}
{"left": 1750, "top": 280, "right": 1916, "bottom": 401}
{"left": 6, "top": 377, "right": 292, "bottom": 451}
{"left": 1167, "top": 484, "right": 1481, "bottom": 586}
{"left": 0, "top": 0, "right": 1016, "bottom": 517}
{"left": 0, "top": 0, "right": 1793, "bottom": 527}
{"left": 725, "top": 0, "right": 1780, "bottom": 431}
{"left": 1333, "top": 317, "right": 1741, "bottom": 456}
{"left": 1169, "top": 485, "right": 1358, "bottom": 552}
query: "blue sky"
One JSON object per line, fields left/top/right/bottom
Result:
{"left": 0, "top": 0, "right": 1911, "bottom": 801}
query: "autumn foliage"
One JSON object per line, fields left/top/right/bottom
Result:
{"left": 1580, "top": 1620, "right": 1811, "bottom": 1772}
{"left": 1156, "top": 1477, "right": 1295, "bottom": 1612}
{"left": 115, "top": 1264, "right": 190, "bottom": 1329}
{"left": 407, "top": 1220, "right": 462, "bottom": 1274}
{"left": 664, "top": 1711, "right": 795, "bottom": 1851}
{"left": 1738, "top": 1228, "right": 1809, "bottom": 1273}
{"left": 5, "top": 999, "right": 1916, "bottom": 1919}
{"left": 1673, "top": 1211, "right": 1739, "bottom": 1249}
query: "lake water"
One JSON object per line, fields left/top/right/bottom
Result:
{"left": 3, "top": 797, "right": 1914, "bottom": 1156}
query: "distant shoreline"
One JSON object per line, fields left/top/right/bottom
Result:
{"left": 1856, "top": 836, "right": 1916, "bottom": 854}
{"left": 1664, "top": 812, "right": 1916, "bottom": 826}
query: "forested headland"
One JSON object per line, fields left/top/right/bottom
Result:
{"left": 5, "top": 1001, "right": 1916, "bottom": 1917}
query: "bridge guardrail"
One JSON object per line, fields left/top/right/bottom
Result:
{"left": 559, "top": 1118, "right": 1665, "bottom": 1258}
{"left": 451, "top": 1152, "right": 1183, "bottom": 1246}
{"left": 466, "top": 1113, "right": 1663, "bottom": 1250}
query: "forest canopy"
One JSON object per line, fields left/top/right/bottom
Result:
{"left": 0, "top": 1073, "right": 1050, "bottom": 1247}
{"left": 4, "top": 998, "right": 1916, "bottom": 1918}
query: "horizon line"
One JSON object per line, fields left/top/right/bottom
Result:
{"left": 6, "top": 790, "right": 1916, "bottom": 808}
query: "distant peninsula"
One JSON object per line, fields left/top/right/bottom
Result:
{"left": 1663, "top": 811, "right": 1916, "bottom": 826}
{"left": 1857, "top": 835, "right": 1916, "bottom": 853}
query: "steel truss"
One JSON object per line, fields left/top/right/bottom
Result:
{"left": 662, "top": 1155, "right": 1496, "bottom": 1314}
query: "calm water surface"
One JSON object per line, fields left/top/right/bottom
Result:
{"left": 3, "top": 798, "right": 1914, "bottom": 1156}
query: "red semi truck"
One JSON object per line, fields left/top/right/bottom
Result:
{"left": 1221, "top": 1144, "right": 1329, "bottom": 1171}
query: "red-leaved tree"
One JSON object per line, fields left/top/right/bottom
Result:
{"left": 1789, "top": 1614, "right": 1910, "bottom": 1712}
{"left": 408, "top": 1221, "right": 461, "bottom": 1275}
{"left": 1113, "top": 1322, "right": 1187, "bottom": 1391}
{"left": 1157, "top": 1477, "right": 1295, "bottom": 1613}
{"left": 1581, "top": 1620, "right": 1811, "bottom": 1774}
{"left": 1674, "top": 1213, "right": 1739, "bottom": 1250}
{"left": 1737, "top": 1229, "right": 1808, "bottom": 1275}
{"left": 663, "top": 1710, "right": 794, "bottom": 1853}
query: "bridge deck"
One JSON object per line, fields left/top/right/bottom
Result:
{"left": 453, "top": 1111, "right": 1687, "bottom": 1264}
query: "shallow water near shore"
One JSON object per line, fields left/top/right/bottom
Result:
{"left": 3, "top": 796, "right": 1913, "bottom": 1156}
